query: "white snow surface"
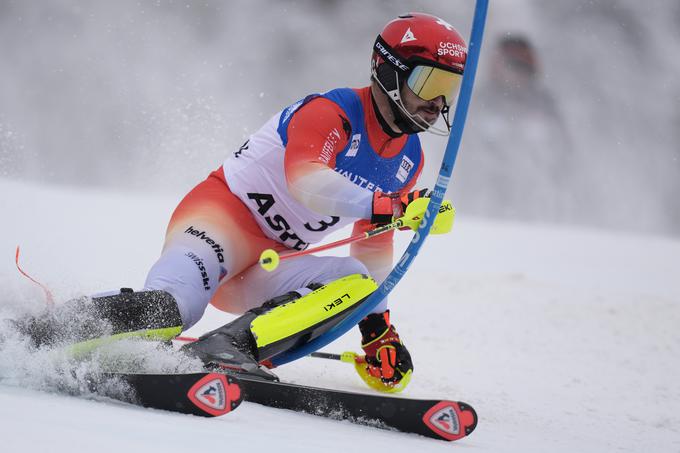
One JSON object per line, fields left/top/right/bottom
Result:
{"left": 1, "top": 178, "right": 679, "bottom": 453}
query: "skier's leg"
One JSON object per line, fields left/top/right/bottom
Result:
{"left": 13, "top": 169, "right": 281, "bottom": 348}
{"left": 143, "top": 169, "right": 284, "bottom": 330}
{"left": 211, "top": 254, "right": 373, "bottom": 314}
{"left": 183, "top": 255, "right": 378, "bottom": 372}
{"left": 10, "top": 289, "right": 184, "bottom": 348}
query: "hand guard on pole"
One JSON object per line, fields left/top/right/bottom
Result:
{"left": 371, "top": 189, "right": 431, "bottom": 226}
{"left": 358, "top": 310, "right": 413, "bottom": 391}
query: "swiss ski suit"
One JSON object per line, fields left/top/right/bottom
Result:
{"left": 145, "top": 87, "right": 424, "bottom": 328}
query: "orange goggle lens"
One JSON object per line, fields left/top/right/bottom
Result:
{"left": 407, "top": 65, "right": 462, "bottom": 106}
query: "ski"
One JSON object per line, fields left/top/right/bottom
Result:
{"left": 235, "top": 374, "right": 477, "bottom": 441}
{"left": 8, "top": 364, "right": 474, "bottom": 439}
{"left": 86, "top": 372, "right": 243, "bottom": 417}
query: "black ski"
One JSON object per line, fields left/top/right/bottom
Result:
{"left": 19, "top": 367, "right": 475, "bottom": 439}
{"left": 235, "top": 374, "right": 477, "bottom": 441}
{"left": 86, "top": 372, "right": 243, "bottom": 417}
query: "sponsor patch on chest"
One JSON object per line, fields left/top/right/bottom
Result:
{"left": 396, "top": 155, "right": 415, "bottom": 183}
{"left": 345, "top": 134, "right": 361, "bottom": 157}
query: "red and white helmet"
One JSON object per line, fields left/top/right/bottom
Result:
{"left": 371, "top": 13, "right": 468, "bottom": 135}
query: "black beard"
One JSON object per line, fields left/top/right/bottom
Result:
{"left": 388, "top": 99, "right": 428, "bottom": 135}
{"left": 370, "top": 90, "right": 403, "bottom": 138}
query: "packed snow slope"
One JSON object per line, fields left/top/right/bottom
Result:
{"left": 0, "top": 178, "right": 679, "bottom": 453}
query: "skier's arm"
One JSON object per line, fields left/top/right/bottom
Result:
{"left": 350, "top": 151, "right": 424, "bottom": 311}
{"left": 350, "top": 218, "right": 394, "bottom": 292}
{"left": 284, "top": 98, "right": 427, "bottom": 223}
{"left": 284, "top": 98, "right": 373, "bottom": 219}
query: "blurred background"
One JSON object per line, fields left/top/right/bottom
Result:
{"left": 1, "top": 0, "right": 678, "bottom": 237}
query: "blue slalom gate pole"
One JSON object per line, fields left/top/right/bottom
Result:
{"left": 272, "top": 0, "right": 490, "bottom": 367}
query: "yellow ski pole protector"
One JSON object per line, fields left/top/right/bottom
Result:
{"left": 400, "top": 197, "right": 455, "bottom": 234}
{"left": 250, "top": 274, "right": 377, "bottom": 352}
{"left": 351, "top": 352, "right": 412, "bottom": 393}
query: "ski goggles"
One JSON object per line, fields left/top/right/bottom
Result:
{"left": 406, "top": 65, "right": 462, "bottom": 106}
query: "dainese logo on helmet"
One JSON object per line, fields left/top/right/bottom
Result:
{"left": 375, "top": 42, "right": 409, "bottom": 71}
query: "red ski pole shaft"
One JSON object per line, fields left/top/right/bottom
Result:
{"left": 259, "top": 218, "right": 404, "bottom": 271}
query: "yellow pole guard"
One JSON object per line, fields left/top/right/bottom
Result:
{"left": 400, "top": 197, "right": 455, "bottom": 234}
{"left": 331, "top": 350, "right": 412, "bottom": 393}
{"left": 353, "top": 358, "right": 413, "bottom": 393}
{"left": 250, "top": 274, "right": 377, "bottom": 350}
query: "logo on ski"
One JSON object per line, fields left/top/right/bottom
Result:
{"left": 430, "top": 406, "right": 459, "bottom": 434}
{"left": 422, "top": 401, "right": 472, "bottom": 441}
{"left": 187, "top": 374, "right": 241, "bottom": 417}
{"left": 195, "top": 379, "right": 226, "bottom": 410}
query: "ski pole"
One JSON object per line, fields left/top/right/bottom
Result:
{"left": 272, "top": 0, "right": 488, "bottom": 368}
{"left": 310, "top": 351, "right": 365, "bottom": 363}
{"left": 310, "top": 350, "right": 411, "bottom": 393}
{"left": 259, "top": 218, "right": 404, "bottom": 272}
{"left": 259, "top": 198, "right": 454, "bottom": 272}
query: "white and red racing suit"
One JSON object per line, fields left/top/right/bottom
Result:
{"left": 144, "top": 86, "right": 424, "bottom": 328}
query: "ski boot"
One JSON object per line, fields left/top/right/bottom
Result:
{"left": 10, "top": 288, "right": 183, "bottom": 352}
{"left": 182, "top": 273, "right": 378, "bottom": 380}
{"left": 181, "top": 290, "right": 300, "bottom": 381}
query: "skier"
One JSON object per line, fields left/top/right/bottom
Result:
{"left": 13, "top": 13, "right": 467, "bottom": 389}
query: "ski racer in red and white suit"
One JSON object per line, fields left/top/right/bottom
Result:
{"left": 145, "top": 86, "right": 424, "bottom": 326}
{"left": 142, "top": 13, "right": 467, "bottom": 384}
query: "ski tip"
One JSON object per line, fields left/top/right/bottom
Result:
{"left": 422, "top": 400, "right": 478, "bottom": 441}
{"left": 187, "top": 373, "right": 243, "bottom": 417}
{"left": 457, "top": 401, "right": 478, "bottom": 436}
